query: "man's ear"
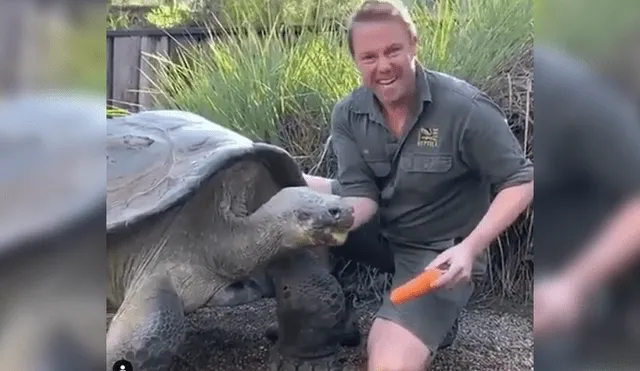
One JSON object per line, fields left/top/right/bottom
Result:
{"left": 409, "top": 34, "right": 418, "bottom": 56}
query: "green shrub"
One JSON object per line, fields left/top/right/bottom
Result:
{"left": 107, "top": 10, "right": 134, "bottom": 29}
{"left": 146, "top": 0, "right": 534, "bottom": 303}
{"left": 151, "top": 0, "right": 531, "bottom": 137}
{"left": 146, "top": 3, "right": 192, "bottom": 28}
{"left": 213, "top": 0, "right": 363, "bottom": 27}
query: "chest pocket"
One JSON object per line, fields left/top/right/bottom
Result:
{"left": 401, "top": 153, "right": 453, "bottom": 174}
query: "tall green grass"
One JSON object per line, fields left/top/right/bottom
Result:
{"left": 148, "top": 0, "right": 531, "bottom": 142}
{"left": 144, "top": 0, "right": 534, "bottom": 303}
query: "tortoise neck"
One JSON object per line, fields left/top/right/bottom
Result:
{"left": 245, "top": 207, "right": 285, "bottom": 250}
{"left": 207, "top": 207, "right": 285, "bottom": 278}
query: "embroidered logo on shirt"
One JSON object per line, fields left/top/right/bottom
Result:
{"left": 417, "top": 127, "right": 438, "bottom": 147}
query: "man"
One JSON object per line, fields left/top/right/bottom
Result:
{"left": 533, "top": 45, "right": 640, "bottom": 370}
{"left": 303, "top": 1, "right": 534, "bottom": 370}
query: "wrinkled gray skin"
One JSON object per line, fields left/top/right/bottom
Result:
{"left": 106, "top": 110, "right": 360, "bottom": 371}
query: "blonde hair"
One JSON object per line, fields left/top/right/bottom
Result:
{"left": 346, "top": 0, "right": 418, "bottom": 56}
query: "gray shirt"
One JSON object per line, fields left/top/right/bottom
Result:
{"left": 330, "top": 64, "right": 533, "bottom": 248}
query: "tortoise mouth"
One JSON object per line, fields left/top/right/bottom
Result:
{"left": 329, "top": 231, "right": 349, "bottom": 245}
{"left": 304, "top": 204, "right": 354, "bottom": 245}
{"left": 308, "top": 225, "right": 351, "bottom": 246}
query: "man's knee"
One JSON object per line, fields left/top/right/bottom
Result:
{"left": 368, "top": 355, "right": 428, "bottom": 371}
{"left": 366, "top": 318, "right": 432, "bottom": 371}
{"left": 367, "top": 343, "right": 431, "bottom": 371}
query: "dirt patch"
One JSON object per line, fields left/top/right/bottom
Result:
{"left": 165, "top": 299, "right": 533, "bottom": 370}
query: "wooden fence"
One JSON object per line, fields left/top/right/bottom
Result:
{"left": 106, "top": 25, "right": 342, "bottom": 112}
{"left": 107, "top": 27, "right": 214, "bottom": 112}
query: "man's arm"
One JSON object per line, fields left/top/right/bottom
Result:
{"left": 306, "top": 102, "right": 379, "bottom": 231}
{"left": 560, "top": 196, "right": 640, "bottom": 298}
{"left": 556, "top": 94, "right": 640, "bottom": 298}
{"left": 303, "top": 164, "right": 378, "bottom": 231}
{"left": 303, "top": 173, "right": 334, "bottom": 194}
{"left": 459, "top": 93, "right": 534, "bottom": 255}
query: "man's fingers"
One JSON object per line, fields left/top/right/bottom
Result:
{"left": 460, "top": 269, "right": 472, "bottom": 283}
{"left": 433, "top": 265, "right": 460, "bottom": 289}
{"left": 444, "top": 269, "right": 465, "bottom": 290}
{"left": 425, "top": 253, "right": 450, "bottom": 271}
{"left": 425, "top": 258, "right": 444, "bottom": 271}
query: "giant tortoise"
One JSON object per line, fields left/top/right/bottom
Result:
{"left": 106, "top": 110, "right": 362, "bottom": 371}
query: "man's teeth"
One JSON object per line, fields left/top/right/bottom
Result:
{"left": 379, "top": 78, "right": 396, "bottom": 85}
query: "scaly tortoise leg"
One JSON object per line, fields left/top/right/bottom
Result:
{"left": 266, "top": 248, "right": 360, "bottom": 371}
{"left": 106, "top": 275, "right": 185, "bottom": 371}
{"left": 263, "top": 246, "right": 361, "bottom": 349}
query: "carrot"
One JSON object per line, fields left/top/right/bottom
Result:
{"left": 390, "top": 268, "right": 443, "bottom": 305}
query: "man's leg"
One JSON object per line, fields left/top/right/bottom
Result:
{"left": 367, "top": 318, "right": 431, "bottom": 371}
{"left": 367, "top": 240, "right": 474, "bottom": 371}
{"left": 532, "top": 270, "right": 582, "bottom": 371}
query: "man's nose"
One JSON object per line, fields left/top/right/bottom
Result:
{"left": 377, "top": 56, "right": 392, "bottom": 73}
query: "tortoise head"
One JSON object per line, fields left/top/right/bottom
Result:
{"left": 262, "top": 186, "right": 355, "bottom": 248}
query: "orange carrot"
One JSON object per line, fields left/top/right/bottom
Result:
{"left": 390, "top": 268, "right": 443, "bottom": 305}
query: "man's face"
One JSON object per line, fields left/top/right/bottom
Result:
{"left": 351, "top": 19, "right": 417, "bottom": 107}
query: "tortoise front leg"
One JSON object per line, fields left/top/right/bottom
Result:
{"left": 265, "top": 248, "right": 361, "bottom": 371}
{"left": 106, "top": 275, "right": 185, "bottom": 371}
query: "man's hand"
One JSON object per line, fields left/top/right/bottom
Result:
{"left": 533, "top": 274, "right": 589, "bottom": 338}
{"left": 424, "top": 241, "right": 478, "bottom": 290}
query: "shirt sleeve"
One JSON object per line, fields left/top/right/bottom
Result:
{"left": 459, "top": 92, "right": 534, "bottom": 191}
{"left": 330, "top": 102, "right": 380, "bottom": 202}
{"left": 570, "top": 91, "right": 640, "bottom": 197}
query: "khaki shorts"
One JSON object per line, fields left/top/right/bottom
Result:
{"left": 329, "top": 179, "right": 482, "bottom": 355}
{"left": 376, "top": 238, "right": 475, "bottom": 356}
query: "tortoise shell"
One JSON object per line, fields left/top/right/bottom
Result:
{"left": 107, "top": 110, "right": 306, "bottom": 233}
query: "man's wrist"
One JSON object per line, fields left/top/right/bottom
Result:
{"left": 463, "top": 231, "right": 492, "bottom": 256}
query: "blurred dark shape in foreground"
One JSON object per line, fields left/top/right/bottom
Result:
{"left": 0, "top": 0, "right": 107, "bottom": 368}
{"left": 534, "top": 41, "right": 640, "bottom": 371}
{"left": 0, "top": 94, "right": 105, "bottom": 371}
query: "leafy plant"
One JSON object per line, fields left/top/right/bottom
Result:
{"left": 107, "top": 106, "right": 131, "bottom": 118}
{"left": 145, "top": 3, "right": 192, "bottom": 28}
{"left": 148, "top": 0, "right": 531, "bottom": 138}
{"left": 107, "top": 11, "right": 133, "bottom": 30}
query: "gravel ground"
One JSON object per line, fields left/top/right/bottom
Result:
{"left": 162, "top": 299, "right": 533, "bottom": 371}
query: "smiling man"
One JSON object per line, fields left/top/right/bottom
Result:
{"left": 303, "top": 1, "right": 533, "bottom": 370}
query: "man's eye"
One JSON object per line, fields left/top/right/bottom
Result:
{"left": 388, "top": 47, "right": 401, "bottom": 55}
